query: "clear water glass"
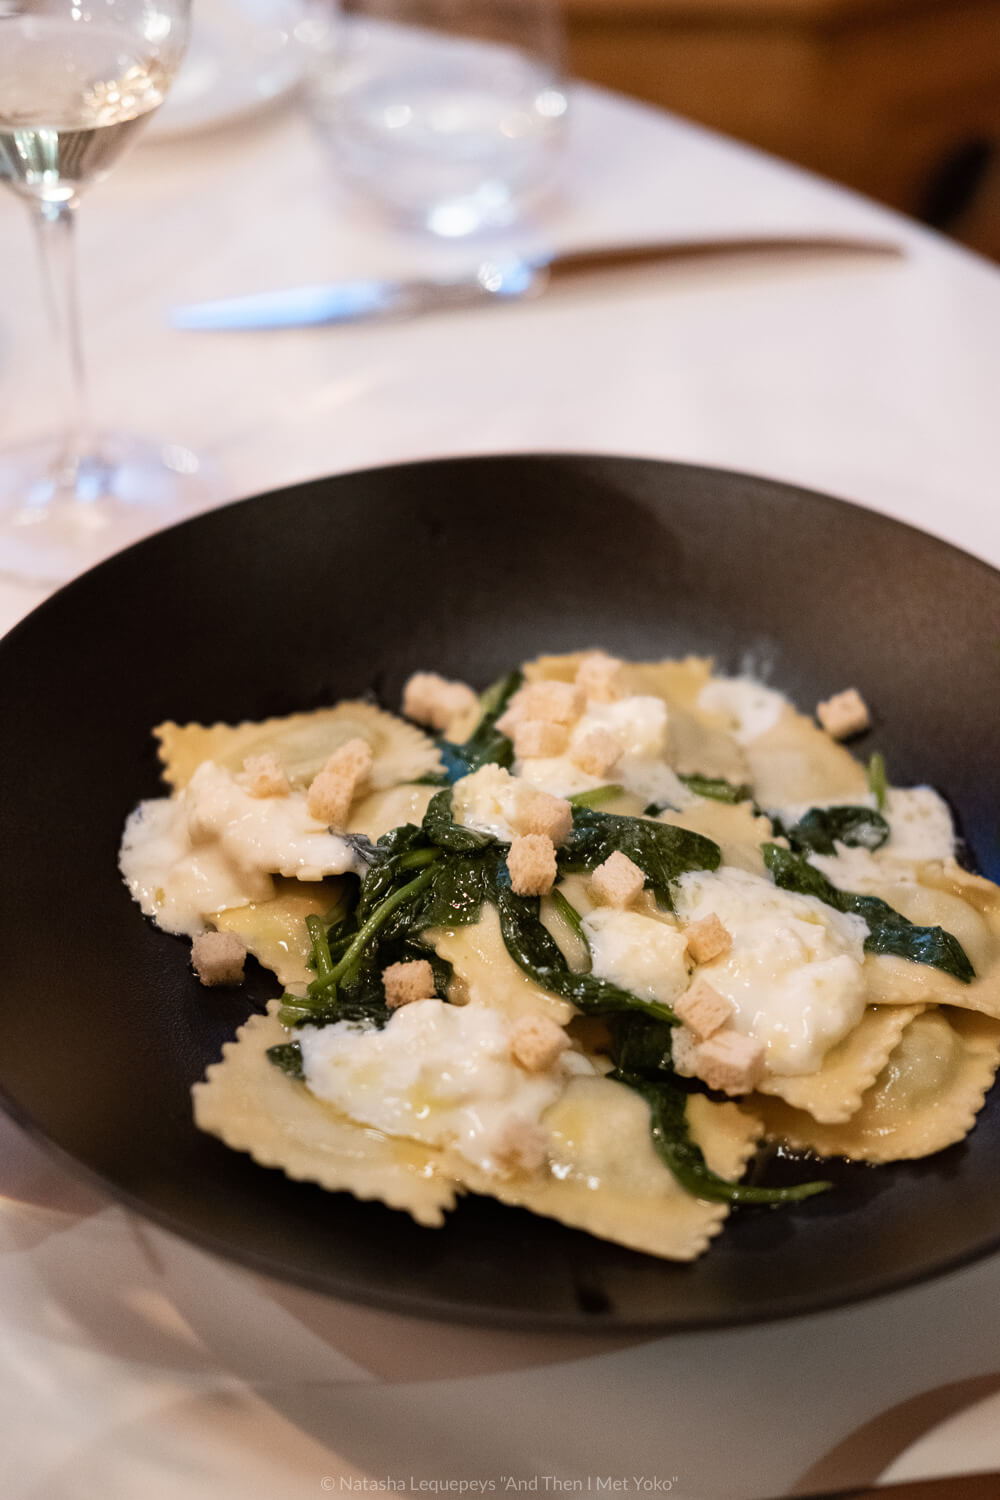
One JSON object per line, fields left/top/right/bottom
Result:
{"left": 310, "top": 0, "right": 570, "bottom": 238}
{"left": 0, "top": 0, "right": 205, "bottom": 584}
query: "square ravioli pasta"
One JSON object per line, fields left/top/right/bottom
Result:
{"left": 119, "top": 652, "right": 1000, "bottom": 1261}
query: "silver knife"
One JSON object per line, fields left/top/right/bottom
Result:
{"left": 170, "top": 233, "right": 901, "bottom": 331}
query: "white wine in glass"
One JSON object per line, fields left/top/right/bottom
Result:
{"left": 0, "top": 0, "right": 206, "bottom": 584}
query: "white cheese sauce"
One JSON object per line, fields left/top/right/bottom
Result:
{"left": 672, "top": 866, "right": 869, "bottom": 1075}
{"left": 119, "top": 761, "right": 363, "bottom": 936}
{"left": 697, "top": 676, "right": 787, "bottom": 744}
{"left": 582, "top": 908, "right": 691, "bottom": 1008}
{"left": 297, "top": 999, "right": 591, "bottom": 1173}
{"left": 882, "top": 786, "right": 956, "bottom": 861}
{"left": 450, "top": 764, "right": 539, "bottom": 841}
{"left": 514, "top": 694, "right": 694, "bottom": 808}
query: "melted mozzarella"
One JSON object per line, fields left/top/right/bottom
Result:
{"left": 297, "top": 1000, "right": 591, "bottom": 1173}
{"left": 119, "top": 761, "right": 363, "bottom": 936}
{"left": 582, "top": 909, "right": 691, "bottom": 1007}
{"left": 697, "top": 677, "right": 787, "bottom": 744}
{"left": 514, "top": 694, "right": 694, "bottom": 808}
{"left": 673, "top": 866, "right": 869, "bottom": 1075}
{"left": 883, "top": 786, "right": 956, "bottom": 861}
{"left": 451, "top": 764, "right": 540, "bottom": 840}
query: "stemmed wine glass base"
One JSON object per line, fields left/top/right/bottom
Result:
{"left": 0, "top": 432, "right": 213, "bottom": 584}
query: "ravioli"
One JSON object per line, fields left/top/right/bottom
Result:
{"left": 120, "top": 653, "right": 1000, "bottom": 1263}
{"left": 157, "top": 701, "right": 442, "bottom": 792}
{"left": 755, "top": 1004, "right": 925, "bottom": 1124}
{"left": 755, "top": 1009, "right": 1000, "bottom": 1160}
{"left": 193, "top": 1003, "right": 461, "bottom": 1226}
{"left": 194, "top": 1010, "right": 762, "bottom": 1261}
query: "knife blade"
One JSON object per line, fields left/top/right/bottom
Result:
{"left": 170, "top": 233, "right": 901, "bottom": 331}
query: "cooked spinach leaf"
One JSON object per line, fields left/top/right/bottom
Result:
{"left": 762, "top": 843, "right": 975, "bottom": 982}
{"left": 266, "top": 1042, "right": 305, "bottom": 1079}
{"left": 421, "top": 787, "right": 497, "bottom": 851}
{"left": 868, "top": 752, "right": 888, "bottom": 811}
{"left": 493, "top": 868, "right": 677, "bottom": 1022}
{"left": 412, "top": 852, "right": 493, "bottom": 930}
{"left": 567, "top": 784, "right": 624, "bottom": 808}
{"left": 547, "top": 886, "right": 592, "bottom": 969}
{"left": 678, "top": 773, "right": 754, "bottom": 804}
{"left": 607, "top": 1012, "right": 676, "bottom": 1077}
{"left": 782, "top": 805, "right": 890, "bottom": 856}
{"left": 614, "top": 1069, "right": 832, "bottom": 1205}
{"left": 558, "top": 806, "right": 721, "bottom": 908}
{"left": 436, "top": 668, "right": 523, "bottom": 782}
{"left": 355, "top": 823, "right": 434, "bottom": 921}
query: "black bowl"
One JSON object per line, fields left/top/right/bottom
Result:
{"left": 2, "top": 453, "right": 998, "bottom": 1332}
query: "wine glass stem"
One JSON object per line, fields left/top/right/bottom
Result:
{"left": 31, "top": 196, "right": 94, "bottom": 480}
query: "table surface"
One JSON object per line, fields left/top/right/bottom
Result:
{"left": 1, "top": 75, "right": 1000, "bottom": 1500}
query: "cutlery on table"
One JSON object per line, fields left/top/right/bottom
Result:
{"left": 170, "top": 233, "right": 902, "bottom": 331}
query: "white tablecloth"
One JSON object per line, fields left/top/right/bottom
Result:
{"left": 2, "top": 80, "right": 999, "bottom": 1500}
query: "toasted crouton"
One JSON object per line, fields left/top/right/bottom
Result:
{"left": 403, "top": 672, "right": 479, "bottom": 733}
{"left": 571, "top": 728, "right": 621, "bottom": 778}
{"left": 306, "top": 736, "right": 373, "bottom": 827}
{"left": 590, "top": 850, "right": 645, "bottom": 908}
{"left": 684, "top": 912, "right": 732, "bottom": 965}
{"left": 512, "top": 720, "right": 570, "bottom": 759}
{"left": 507, "top": 834, "right": 558, "bottom": 896}
{"left": 674, "top": 976, "right": 734, "bottom": 1040}
{"left": 575, "top": 651, "right": 624, "bottom": 702}
{"left": 191, "top": 930, "right": 247, "bottom": 987}
{"left": 510, "top": 788, "right": 574, "bottom": 845}
{"left": 238, "top": 752, "right": 290, "bottom": 798}
{"left": 306, "top": 770, "right": 353, "bottom": 828}
{"left": 695, "top": 1031, "right": 765, "bottom": 1096}
{"left": 496, "top": 679, "right": 585, "bottom": 737}
{"left": 382, "top": 958, "right": 436, "bottom": 1009}
{"left": 493, "top": 1116, "right": 549, "bottom": 1174}
{"left": 670, "top": 1024, "right": 700, "bottom": 1077}
{"left": 324, "top": 737, "right": 374, "bottom": 783}
{"left": 510, "top": 1014, "right": 569, "bottom": 1072}
{"left": 816, "top": 688, "right": 871, "bottom": 740}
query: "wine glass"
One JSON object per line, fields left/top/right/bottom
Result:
{"left": 0, "top": 0, "right": 205, "bottom": 584}
{"left": 309, "top": 0, "right": 569, "bottom": 240}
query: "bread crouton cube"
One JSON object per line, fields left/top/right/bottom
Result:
{"left": 695, "top": 1031, "right": 765, "bottom": 1096}
{"left": 670, "top": 1023, "right": 700, "bottom": 1077}
{"left": 510, "top": 1014, "right": 569, "bottom": 1072}
{"left": 403, "top": 671, "right": 479, "bottom": 732}
{"left": 571, "top": 728, "right": 621, "bottom": 778}
{"left": 684, "top": 912, "right": 732, "bottom": 965}
{"left": 496, "top": 679, "right": 584, "bottom": 737}
{"left": 191, "top": 930, "right": 247, "bottom": 987}
{"left": 382, "top": 958, "right": 436, "bottom": 1009}
{"left": 674, "top": 975, "right": 734, "bottom": 1040}
{"left": 307, "top": 769, "right": 352, "bottom": 827}
{"left": 324, "top": 736, "right": 374, "bottom": 784}
{"left": 510, "top": 788, "right": 574, "bottom": 845}
{"left": 239, "top": 752, "right": 290, "bottom": 798}
{"left": 307, "top": 737, "right": 373, "bottom": 827}
{"left": 816, "top": 688, "right": 871, "bottom": 740}
{"left": 493, "top": 1116, "right": 549, "bottom": 1174}
{"left": 512, "top": 719, "right": 570, "bottom": 759}
{"left": 507, "top": 833, "right": 558, "bottom": 896}
{"left": 590, "top": 850, "right": 645, "bottom": 908}
{"left": 575, "top": 651, "right": 624, "bottom": 702}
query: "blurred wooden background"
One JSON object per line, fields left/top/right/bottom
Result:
{"left": 563, "top": 0, "right": 1000, "bottom": 258}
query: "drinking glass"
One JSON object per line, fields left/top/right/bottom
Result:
{"left": 0, "top": 0, "right": 202, "bottom": 583}
{"left": 310, "top": 0, "right": 569, "bottom": 239}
